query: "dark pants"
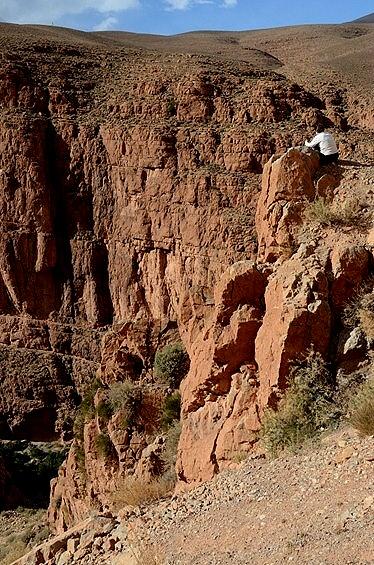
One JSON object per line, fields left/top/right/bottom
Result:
{"left": 319, "top": 152, "right": 339, "bottom": 165}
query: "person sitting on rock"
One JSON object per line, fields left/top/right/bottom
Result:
{"left": 305, "top": 124, "right": 339, "bottom": 165}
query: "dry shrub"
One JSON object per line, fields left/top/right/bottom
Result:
{"left": 108, "top": 382, "right": 162, "bottom": 433}
{"left": 111, "top": 475, "right": 172, "bottom": 510}
{"left": 304, "top": 196, "right": 362, "bottom": 227}
{"left": 261, "top": 352, "right": 338, "bottom": 456}
{"left": 349, "top": 377, "right": 374, "bottom": 435}
{"left": 304, "top": 197, "right": 335, "bottom": 225}
{"left": 343, "top": 285, "right": 374, "bottom": 339}
{"left": 358, "top": 308, "right": 374, "bottom": 340}
{"left": 108, "top": 380, "right": 142, "bottom": 428}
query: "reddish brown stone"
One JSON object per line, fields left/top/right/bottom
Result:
{"left": 256, "top": 148, "right": 319, "bottom": 263}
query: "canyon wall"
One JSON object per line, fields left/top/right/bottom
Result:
{"left": 0, "top": 49, "right": 331, "bottom": 441}
{"left": 0, "top": 38, "right": 372, "bottom": 529}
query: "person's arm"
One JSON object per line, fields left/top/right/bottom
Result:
{"left": 305, "top": 133, "right": 322, "bottom": 148}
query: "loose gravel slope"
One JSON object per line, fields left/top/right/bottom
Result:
{"left": 125, "top": 428, "right": 374, "bottom": 564}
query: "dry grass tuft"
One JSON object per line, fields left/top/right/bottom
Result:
{"left": 116, "top": 535, "right": 164, "bottom": 565}
{"left": 343, "top": 285, "right": 374, "bottom": 339}
{"left": 349, "top": 377, "right": 374, "bottom": 436}
{"left": 111, "top": 475, "right": 173, "bottom": 510}
{"left": 304, "top": 196, "right": 363, "bottom": 227}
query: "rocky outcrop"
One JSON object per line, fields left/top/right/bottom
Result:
{"left": 255, "top": 147, "right": 319, "bottom": 263}
{"left": 0, "top": 60, "right": 316, "bottom": 440}
{"left": 0, "top": 42, "right": 330, "bottom": 441}
{"left": 255, "top": 249, "right": 331, "bottom": 411}
{"left": 176, "top": 147, "right": 372, "bottom": 490}
{"left": 330, "top": 243, "right": 370, "bottom": 311}
{"left": 176, "top": 261, "right": 265, "bottom": 487}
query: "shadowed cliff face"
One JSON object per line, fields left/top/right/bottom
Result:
{"left": 0, "top": 28, "right": 373, "bottom": 528}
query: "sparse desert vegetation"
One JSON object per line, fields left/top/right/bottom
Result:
{"left": 154, "top": 343, "right": 190, "bottom": 388}
{"left": 349, "top": 376, "right": 374, "bottom": 436}
{"left": 111, "top": 475, "right": 173, "bottom": 510}
{"left": 261, "top": 352, "right": 338, "bottom": 456}
{"left": 303, "top": 196, "right": 364, "bottom": 227}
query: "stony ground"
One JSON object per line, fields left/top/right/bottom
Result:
{"left": 17, "top": 426, "right": 373, "bottom": 565}
{"left": 0, "top": 508, "right": 48, "bottom": 565}
{"left": 118, "top": 427, "right": 373, "bottom": 565}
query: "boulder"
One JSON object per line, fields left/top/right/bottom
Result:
{"left": 256, "top": 147, "right": 319, "bottom": 263}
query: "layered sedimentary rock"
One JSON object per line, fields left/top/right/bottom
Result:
{"left": 0, "top": 44, "right": 329, "bottom": 442}
{"left": 0, "top": 33, "right": 372, "bottom": 528}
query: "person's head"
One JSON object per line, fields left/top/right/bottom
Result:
{"left": 316, "top": 124, "right": 325, "bottom": 134}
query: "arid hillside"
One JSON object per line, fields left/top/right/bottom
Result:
{"left": 0, "top": 18, "right": 373, "bottom": 564}
{"left": 353, "top": 13, "right": 374, "bottom": 23}
{"left": 97, "top": 21, "right": 374, "bottom": 121}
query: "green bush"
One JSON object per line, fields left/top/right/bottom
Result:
{"left": 108, "top": 380, "right": 143, "bottom": 429}
{"left": 95, "top": 433, "right": 115, "bottom": 459}
{"left": 96, "top": 399, "right": 114, "bottom": 422}
{"left": 349, "top": 377, "right": 374, "bottom": 435}
{"left": 161, "top": 392, "right": 181, "bottom": 429}
{"left": 261, "top": 352, "right": 338, "bottom": 456}
{"left": 154, "top": 343, "right": 189, "bottom": 387}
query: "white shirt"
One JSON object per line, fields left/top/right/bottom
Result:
{"left": 305, "top": 132, "right": 338, "bottom": 155}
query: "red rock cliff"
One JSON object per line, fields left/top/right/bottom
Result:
{"left": 0, "top": 32, "right": 371, "bottom": 529}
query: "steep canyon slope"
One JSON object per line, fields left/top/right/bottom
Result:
{"left": 0, "top": 21, "right": 373, "bottom": 535}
